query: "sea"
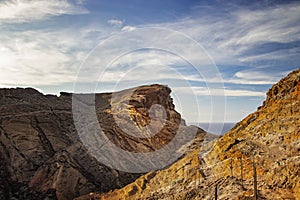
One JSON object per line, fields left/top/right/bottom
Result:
{"left": 188, "top": 122, "right": 236, "bottom": 135}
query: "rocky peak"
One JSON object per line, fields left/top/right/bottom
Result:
{"left": 83, "top": 68, "right": 300, "bottom": 200}
{"left": 262, "top": 69, "right": 300, "bottom": 108}
{"left": 0, "top": 84, "right": 201, "bottom": 200}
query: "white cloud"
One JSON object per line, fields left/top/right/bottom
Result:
{"left": 75, "top": 0, "right": 86, "bottom": 5}
{"left": 226, "top": 79, "right": 276, "bottom": 85}
{"left": 153, "top": 2, "right": 300, "bottom": 66}
{"left": 228, "top": 68, "right": 290, "bottom": 85}
{"left": 175, "top": 87, "right": 265, "bottom": 97}
{"left": 121, "top": 25, "right": 136, "bottom": 32}
{"left": 0, "top": 1, "right": 298, "bottom": 92}
{"left": 0, "top": 29, "right": 86, "bottom": 86}
{"left": 223, "top": 89, "right": 265, "bottom": 97}
{"left": 231, "top": 4, "right": 300, "bottom": 45}
{"left": 0, "top": 83, "right": 8, "bottom": 88}
{"left": 239, "top": 47, "right": 300, "bottom": 63}
{"left": 107, "top": 19, "right": 123, "bottom": 26}
{"left": 74, "top": 27, "right": 222, "bottom": 88}
{"left": 83, "top": 49, "right": 201, "bottom": 84}
{"left": 0, "top": 0, "right": 88, "bottom": 23}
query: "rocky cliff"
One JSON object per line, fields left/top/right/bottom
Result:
{"left": 0, "top": 84, "right": 204, "bottom": 200}
{"left": 81, "top": 69, "right": 300, "bottom": 200}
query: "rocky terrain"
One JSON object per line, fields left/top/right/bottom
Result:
{"left": 1, "top": 68, "right": 299, "bottom": 200}
{"left": 77, "top": 69, "right": 300, "bottom": 200}
{"left": 0, "top": 84, "right": 205, "bottom": 200}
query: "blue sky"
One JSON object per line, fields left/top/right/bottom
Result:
{"left": 0, "top": 0, "right": 299, "bottom": 124}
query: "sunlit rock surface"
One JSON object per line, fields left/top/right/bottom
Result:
{"left": 77, "top": 69, "right": 300, "bottom": 200}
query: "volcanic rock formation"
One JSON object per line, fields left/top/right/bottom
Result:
{"left": 0, "top": 84, "right": 204, "bottom": 200}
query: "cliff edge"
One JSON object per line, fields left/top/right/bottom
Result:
{"left": 85, "top": 69, "right": 300, "bottom": 200}
{"left": 0, "top": 84, "right": 204, "bottom": 200}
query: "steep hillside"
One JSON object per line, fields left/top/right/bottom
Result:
{"left": 0, "top": 84, "right": 204, "bottom": 200}
{"left": 82, "top": 69, "right": 300, "bottom": 200}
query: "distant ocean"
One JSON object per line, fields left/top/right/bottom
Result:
{"left": 188, "top": 122, "right": 236, "bottom": 135}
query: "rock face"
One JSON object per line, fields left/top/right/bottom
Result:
{"left": 83, "top": 69, "right": 300, "bottom": 200}
{"left": 0, "top": 84, "right": 202, "bottom": 200}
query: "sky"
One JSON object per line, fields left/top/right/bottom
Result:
{"left": 0, "top": 0, "right": 299, "bottom": 124}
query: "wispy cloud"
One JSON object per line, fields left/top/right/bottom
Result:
{"left": 151, "top": 2, "right": 300, "bottom": 67}
{"left": 0, "top": 0, "right": 88, "bottom": 23}
{"left": 0, "top": 1, "right": 299, "bottom": 90}
{"left": 107, "top": 19, "right": 123, "bottom": 27}
{"left": 230, "top": 69, "right": 288, "bottom": 85}
{"left": 0, "top": 1, "right": 298, "bottom": 123}
{"left": 0, "top": 29, "right": 87, "bottom": 86}
{"left": 175, "top": 87, "right": 265, "bottom": 97}
{"left": 121, "top": 25, "right": 136, "bottom": 32}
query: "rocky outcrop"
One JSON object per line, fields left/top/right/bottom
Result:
{"left": 83, "top": 69, "right": 300, "bottom": 200}
{"left": 0, "top": 84, "right": 203, "bottom": 200}
{"left": 208, "top": 69, "right": 300, "bottom": 199}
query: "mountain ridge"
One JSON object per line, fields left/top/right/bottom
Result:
{"left": 78, "top": 68, "right": 300, "bottom": 200}
{"left": 0, "top": 84, "right": 205, "bottom": 200}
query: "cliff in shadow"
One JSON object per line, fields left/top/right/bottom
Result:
{"left": 0, "top": 84, "right": 205, "bottom": 200}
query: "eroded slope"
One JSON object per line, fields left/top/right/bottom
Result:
{"left": 87, "top": 69, "right": 300, "bottom": 200}
{"left": 0, "top": 84, "right": 202, "bottom": 200}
